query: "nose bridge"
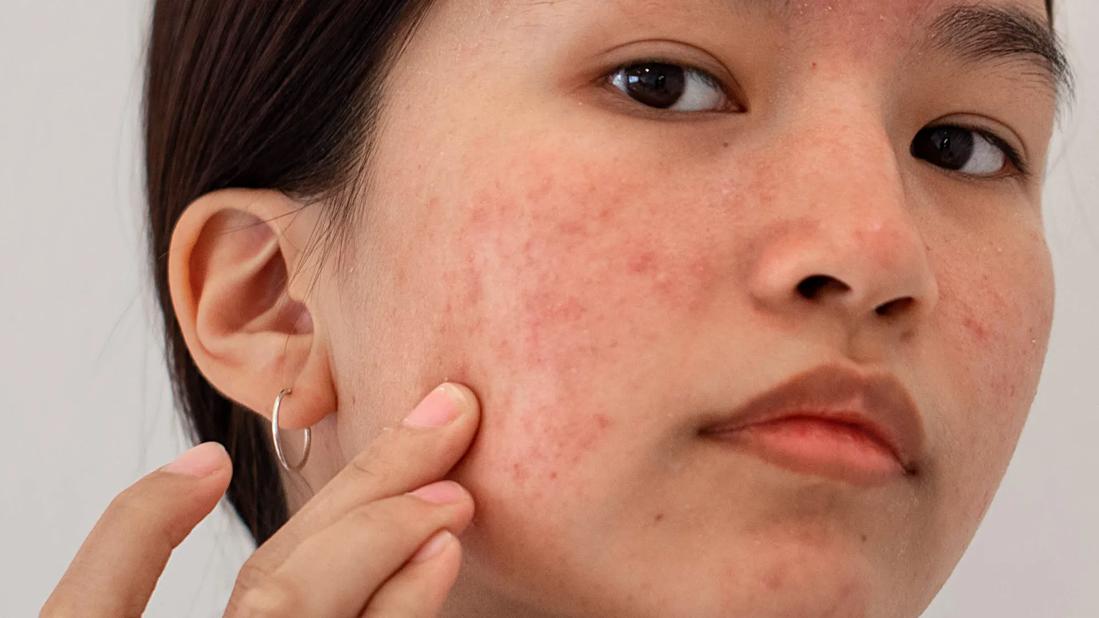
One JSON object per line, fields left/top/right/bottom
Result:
{"left": 788, "top": 106, "right": 907, "bottom": 225}
{"left": 745, "top": 109, "right": 938, "bottom": 332}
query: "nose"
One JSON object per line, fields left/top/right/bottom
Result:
{"left": 745, "top": 124, "right": 939, "bottom": 338}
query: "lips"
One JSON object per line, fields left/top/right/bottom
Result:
{"left": 698, "top": 364, "right": 926, "bottom": 476}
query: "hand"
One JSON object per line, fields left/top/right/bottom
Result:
{"left": 43, "top": 382, "right": 480, "bottom": 617}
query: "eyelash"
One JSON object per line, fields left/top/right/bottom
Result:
{"left": 602, "top": 59, "right": 1029, "bottom": 180}
{"left": 603, "top": 57, "right": 739, "bottom": 114}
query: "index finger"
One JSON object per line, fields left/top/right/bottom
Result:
{"left": 253, "top": 382, "right": 480, "bottom": 565}
{"left": 42, "top": 442, "right": 232, "bottom": 617}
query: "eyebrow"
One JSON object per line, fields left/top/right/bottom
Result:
{"left": 925, "top": 3, "right": 1073, "bottom": 101}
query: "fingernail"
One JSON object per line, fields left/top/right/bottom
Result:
{"left": 407, "top": 480, "right": 465, "bottom": 504}
{"left": 162, "top": 442, "right": 227, "bottom": 477}
{"left": 411, "top": 530, "right": 454, "bottom": 563}
{"left": 402, "top": 383, "right": 466, "bottom": 428}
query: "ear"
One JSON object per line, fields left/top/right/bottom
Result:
{"left": 167, "top": 188, "right": 336, "bottom": 430}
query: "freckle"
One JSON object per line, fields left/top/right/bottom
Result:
{"left": 722, "top": 141, "right": 730, "bottom": 148}
{"left": 653, "top": 513, "right": 665, "bottom": 524}
{"left": 860, "top": 533, "right": 868, "bottom": 543}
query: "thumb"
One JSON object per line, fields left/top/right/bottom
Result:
{"left": 43, "top": 442, "right": 233, "bottom": 617}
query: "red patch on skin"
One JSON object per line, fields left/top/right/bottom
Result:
{"left": 628, "top": 250, "right": 657, "bottom": 274}
{"left": 763, "top": 566, "right": 786, "bottom": 591}
{"left": 445, "top": 146, "right": 728, "bottom": 490}
{"left": 557, "top": 219, "right": 587, "bottom": 236}
{"left": 511, "top": 461, "right": 528, "bottom": 484}
{"left": 471, "top": 204, "right": 489, "bottom": 225}
{"left": 962, "top": 316, "right": 988, "bottom": 342}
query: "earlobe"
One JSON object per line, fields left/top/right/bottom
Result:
{"left": 167, "top": 188, "right": 337, "bottom": 430}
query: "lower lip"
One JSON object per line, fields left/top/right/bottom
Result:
{"left": 704, "top": 417, "right": 905, "bottom": 486}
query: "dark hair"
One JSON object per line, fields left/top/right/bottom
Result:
{"left": 143, "top": 0, "right": 1058, "bottom": 548}
{"left": 143, "top": 1, "right": 435, "bottom": 545}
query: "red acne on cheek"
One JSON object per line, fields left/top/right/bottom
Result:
{"left": 624, "top": 247, "right": 718, "bottom": 315}
{"left": 526, "top": 407, "right": 616, "bottom": 474}
{"left": 627, "top": 250, "right": 657, "bottom": 274}
{"left": 763, "top": 566, "right": 786, "bottom": 592}
{"left": 519, "top": 291, "right": 588, "bottom": 366}
{"left": 962, "top": 316, "right": 989, "bottom": 342}
{"left": 510, "top": 461, "right": 528, "bottom": 485}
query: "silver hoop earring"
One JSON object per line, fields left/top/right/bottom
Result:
{"left": 271, "top": 387, "right": 311, "bottom": 472}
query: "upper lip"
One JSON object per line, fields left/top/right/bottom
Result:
{"left": 699, "top": 364, "right": 926, "bottom": 473}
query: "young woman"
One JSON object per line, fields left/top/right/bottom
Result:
{"left": 45, "top": 0, "right": 1068, "bottom": 615}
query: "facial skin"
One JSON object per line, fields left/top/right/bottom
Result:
{"left": 176, "top": 0, "right": 1058, "bottom": 616}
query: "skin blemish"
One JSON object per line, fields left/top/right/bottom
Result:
{"left": 557, "top": 218, "right": 589, "bottom": 237}
{"left": 627, "top": 250, "right": 657, "bottom": 274}
{"left": 511, "top": 461, "right": 528, "bottom": 485}
{"left": 962, "top": 316, "right": 988, "bottom": 342}
{"left": 763, "top": 566, "right": 786, "bottom": 592}
{"left": 653, "top": 512, "right": 665, "bottom": 524}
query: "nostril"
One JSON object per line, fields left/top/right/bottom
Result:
{"left": 875, "top": 297, "right": 915, "bottom": 317}
{"left": 796, "top": 274, "right": 851, "bottom": 300}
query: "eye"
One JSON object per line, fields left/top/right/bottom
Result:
{"left": 910, "top": 125, "right": 1024, "bottom": 178}
{"left": 608, "top": 61, "right": 730, "bottom": 112}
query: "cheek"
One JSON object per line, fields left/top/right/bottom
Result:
{"left": 931, "top": 226, "right": 1053, "bottom": 515}
{"left": 939, "top": 230, "right": 1052, "bottom": 405}
{"left": 442, "top": 148, "right": 725, "bottom": 476}
{"left": 460, "top": 165, "right": 720, "bottom": 374}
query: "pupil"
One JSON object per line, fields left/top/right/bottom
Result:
{"left": 625, "top": 63, "right": 686, "bottom": 109}
{"left": 911, "top": 127, "right": 973, "bottom": 171}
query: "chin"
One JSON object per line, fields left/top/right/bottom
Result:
{"left": 625, "top": 548, "right": 884, "bottom": 618}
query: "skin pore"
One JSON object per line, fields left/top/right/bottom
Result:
{"left": 178, "top": 0, "right": 1059, "bottom": 616}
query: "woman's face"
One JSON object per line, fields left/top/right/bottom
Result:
{"left": 310, "top": 0, "right": 1058, "bottom": 615}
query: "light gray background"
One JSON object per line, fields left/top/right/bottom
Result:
{"left": 2, "top": 2, "right": 1095, "bottom": 616}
